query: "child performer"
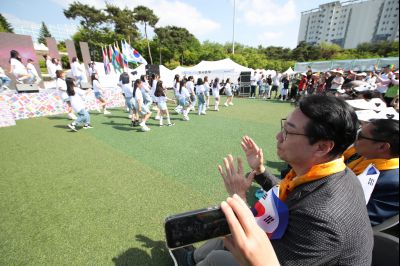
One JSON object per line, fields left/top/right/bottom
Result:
{"left": 133, "top": 79, "right": 152, "bottom": 132}
{"left": 224, "top": 78, "right": 234, "bottom": 107}
{"left": 195, "top": 78, "right": 206, "bottom": 115}
{"left": 66, "top": 77, "right": 92, "bottom": 131}
{"left": 178, "top": 80, "right": 191, "bottom": 121}
{"left": 212, "top": 78, "right": 221, "bottom": 111}
{"left": 154, "top": 80, "right": 175, "bottom": 127}
{"left": 91, "top": 73, "right": 111, "bottom": 115}
{"left": 56, "top": 70, "right": 76, "bottom": 120}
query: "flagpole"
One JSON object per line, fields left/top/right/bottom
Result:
{"left": 232, "top": 0, "right": 236, "bottom": 55}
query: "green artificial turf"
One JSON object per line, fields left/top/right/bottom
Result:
{"left": 0, "top": 97, "right": 293, "bottom": 265}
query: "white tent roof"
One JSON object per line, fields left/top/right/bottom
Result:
{"left": 178, "top": 58, "right": 253, "bottom": 81}
{"left": 283, "top": 67, "right": 295, "bottom": 75}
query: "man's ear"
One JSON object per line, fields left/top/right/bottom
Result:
{"left": 314, "top": 140, "right": 335, "bottom": 158}
{"left": 377, "top": 142, "right": 391, "bottom": 154}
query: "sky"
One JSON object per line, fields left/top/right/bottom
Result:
{"left": 1, "top": 0, "right": 333, "bottom": 48}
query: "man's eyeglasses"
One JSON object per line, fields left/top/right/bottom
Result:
{"left": 356, "top": 130, "right": 385, "bottom": 142}
{"left": 281, "top": 119, "right": 308, "bottom": 141}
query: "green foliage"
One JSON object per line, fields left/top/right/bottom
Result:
{"left": 105, "top": 3, "right": 139, "bottom": 42}
{"left": 61, "top": 55, "right": 70, "bottom": 69}
{"left": 63, "top": 1, "right": 107, "bottom": 31}
{"left": 37, "top": 22, "right": 52, "bottom": 45}
{"left": 0, "top": 13, "right": 13, "bottom": 33}
{"left": 57, "top": 41, "right": 67, "bottom": 52}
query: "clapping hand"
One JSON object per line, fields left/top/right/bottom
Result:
{"left": 241, "top": 136, "right": 265, "bottom": 174}
{"left": 218, "top": 155, "right": 254, "bottom": 201}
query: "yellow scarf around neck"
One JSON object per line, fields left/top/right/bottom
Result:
{"left": 279, "top": 157, "right": 346, "bottom": 202}
{"left": 347, "top": 157, "right": 399, "bottom": 175}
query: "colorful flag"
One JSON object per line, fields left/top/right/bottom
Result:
{"left": 121, "top": 40, "right": 147, "bottom": 65}
{"left": 102, "top": 47, "right": 111, "bottom": 74}
{"left": 113, "top": 44, "right": 124, "bottom": 70}
{"left": 252, "top": 186, "right": 289, "bottom": 240}
{"left": 109, "top": 45, "right": 121, "bottom": 73}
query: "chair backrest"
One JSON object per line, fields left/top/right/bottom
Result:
{"left": 372, "top": 231, "right": 399, "bottom": 266}
{"left": 373, "top": 214, "right": 399, "bottom": 233}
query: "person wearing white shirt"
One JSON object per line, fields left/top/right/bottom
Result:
{"left": 150, "top": 73, "right": 161, "bottom": 120}
{"left": 178, "top": 80, "right": 191, "bottom": 121}
{"left": 65, "top": 77, "right": 92, "bottom": 131}
{"left": 186, "top": 76, "right": 196, "bottom": 111}
{"left": 154, "top": 80, "right": 175, "bottom": 127}
{"left": 91, "top": 73, "right": 111, "bottom": 115}
{"left": 212, "top": 78, "right": 221, "bottom": 111}
{"left": 9, "top": 50, "right": 34, "bottom": 84}
{"left": 204, "top": 76, "right": 211, "bottom": 109}
{"left": 133, "top": 79, "right": 152, "bottom": 132}
{"left": 55, "top": 70, "right": 76, "bottom": 120}
{"left": 224, "top": 78, "right": 234, "bottom": 106}
{"left": 26, "top": 59, "right": 41, "bottom": 84}
{"left": 195, "top": 78, "right": 206, "bottom": 115}
{"left": 173, "top": 75, "right": 183, "bottom": 115}
{"left": 271, "top": 73, "right": 281, "bottom": 99}
{"left": 375, "top": 65, "right": 393, "bottom": 94}
{"left": 71, "top": 57, "right": 85, "bottom": 86}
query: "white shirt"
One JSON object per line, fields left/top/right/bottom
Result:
{"left": 121, "top": 83, "right": 133, "bottom": 98}
{"left": 250, "top": 75, "right": 257, "bottom": 86}
{"left": 56, "top": 78, "right": 67, "bottom": 92}
{"left": 272, "top": 75, "right": 281, "bottom": 86}
{"left": 134, "top": 87, "right": 144, "bottom": 106}
{"left": 174, "top": 81, "right": 180, "bottom": 96}
{"left": 196, "top": 84, "right": 205, "bottom": 95}
{"left": 331, "top": 76, "right": 344, "bottom": 90}
{"left": 10, "top": 58, "right": 28, "bottom": 76}
{"left": 26, "top": 63, "right": 39, "bottom": 77}
{"left": 179, "top": 86, "right": 190, "bottom": 99}
{"left": 186, "top": 81, "right": 195, "bottom": 94}
{"left": 69, "top": 88, "right": 86, "bottom": 113}
{"left": 156, "top": 96, "right": 167, "bottom": 104}
{"left": 225, "top": 83, "right": 232, "bottom": 93}
{"left": 151, "top": 80, "right": 158, "bottom": 96}
{"left": 92, "top": 80, "right": 101, "bottom": 93}
{"left": 212, "top": 84, "right": 221, "bottom": 96}
{"left": 71, "top": 62, "right": 83, "bottom": 77}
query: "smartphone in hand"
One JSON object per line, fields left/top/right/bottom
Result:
{"left": 165, "top": 205, "right": 230, "bottom": 249}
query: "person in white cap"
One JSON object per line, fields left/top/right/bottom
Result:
{"left": 329, "top": 69, "right": 345, "bottom": 94}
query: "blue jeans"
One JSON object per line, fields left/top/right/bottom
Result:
{"left": 0, "top": 76, "right": 11, "bottom": 88}
{"left": 76, "top": 109, "right": 90, "bottom": 125}
{"left": 197, "top": 94, "right": 205, "bottom": 113}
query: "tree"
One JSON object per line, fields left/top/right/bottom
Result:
{"left": 37, "top": 22, "right": 52, "bottom": 45}
{"left": 0, "top": 13, "right": 14, "bottom": 33}
{"left": 154, "top": 26, "right": 200, "bottom": 65}
{"left": 133, "top": 5, "right": 159, "bottom": 65}
{"left": 105, "top": 4, "right": 139, "bottom": 42}
{"left": 64, "top": 1, "right": 107, "bottom": 31}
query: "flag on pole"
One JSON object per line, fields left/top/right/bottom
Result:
{"left": 102, "top": 47, "right": 111, "bottom": 74}
{"left": 109, "top": 45, "right": 121, "bottom": 73}
{"left": 121, "top": 40, "right": 147, "bottom": 65}
{"left": 113, "top": 44, "right": 124, "bottom": 70}
{"left": 252, "top": 186, "right": 289, "bottom": 240}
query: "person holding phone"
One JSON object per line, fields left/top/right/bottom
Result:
{"left": 191, "top": 95, "right": 373, "bottom": 266}
{"left": 221, "top": 194, "right": 280, "bottom": 266}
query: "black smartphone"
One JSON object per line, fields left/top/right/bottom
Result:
{"left": 165, "top": 205, "right": 231, "bottom": 249}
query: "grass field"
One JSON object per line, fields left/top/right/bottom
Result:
{"left": 0, "top": 97, "right": 293, "bottom": 265}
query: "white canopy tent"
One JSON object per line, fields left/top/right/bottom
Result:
{"left": 177, "top": 58, "right": 253, "bottom": 82}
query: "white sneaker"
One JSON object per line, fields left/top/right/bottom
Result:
{"left": 183, "top": 116, "right": 190, "bottom": 121}
{"left": 201, "top": 112, "right": 207, "bottom": 115}
{"left": 139, "top": 121, "right": 145, "bottom": 127}
{"left": 215, "top": 108, "right": 219, "bottom": 112}
{"left": 224, "top": 103, "right": 228, "bottom": 107}
{"left": 229, "top": 102, "right": 234, "bottom": 106}
{"left": 128, "top": 114, "right": 133, "bottom": 119}
{"left": 83, "top": 124, "right": 93, "bottom": 129}
{"left": 103, "top": 110, "right": 111, "bottom": 115}
{"left": 141, "top": 125, "right": 150, "bottom": 132}
{"left": 155, "top": 116, "right": 161, "bottom": 120}
{"left": 126, "top": 107, "right": 130, "bottom": 112}
{"left": 68, "top": 123, "right": 77, "bottom": 132}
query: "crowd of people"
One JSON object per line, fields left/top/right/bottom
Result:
{"left": 170, "top": 94, "right": 399, "bottom": 266}
{"left": 248, "top": 65, "right": 399, "bottom": 111}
